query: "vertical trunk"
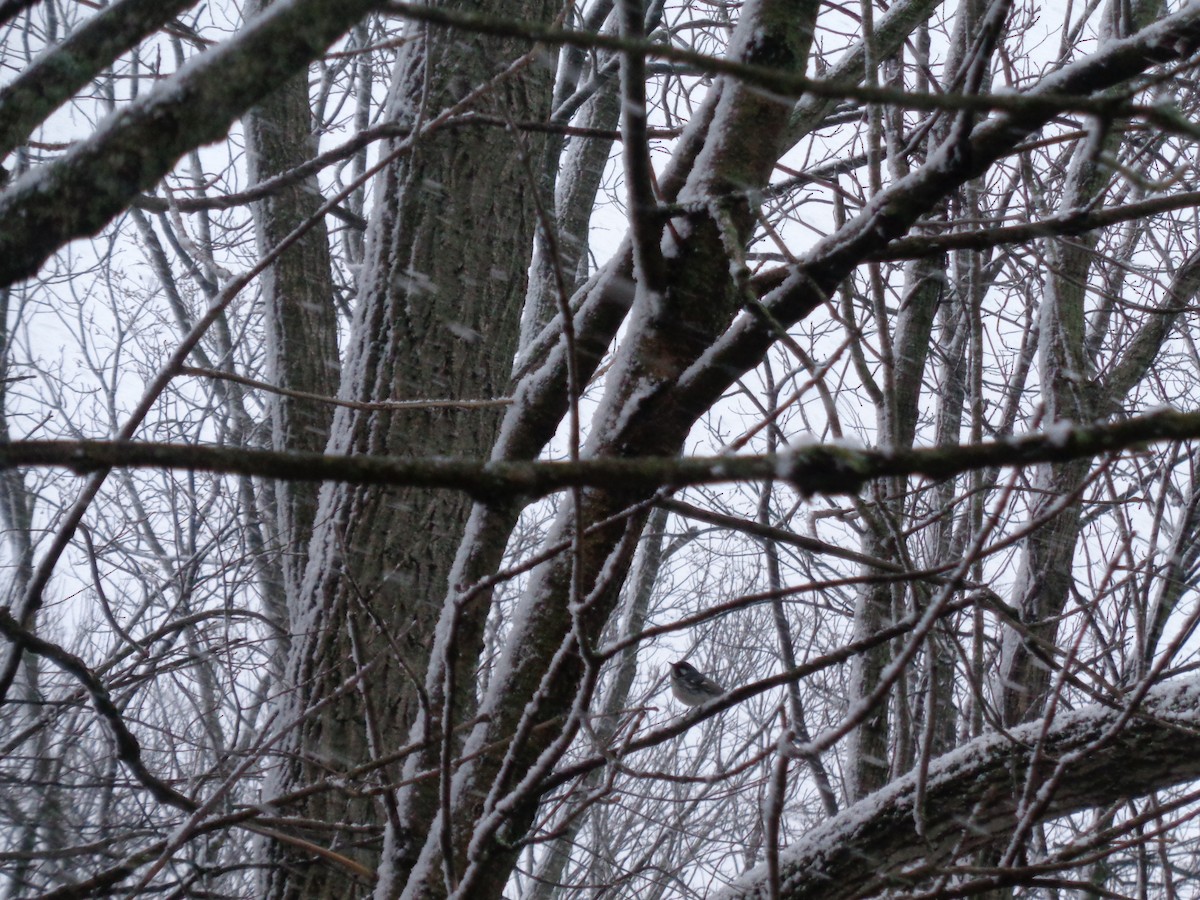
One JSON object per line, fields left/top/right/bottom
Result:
{"left": 996, "top": 0, "right": 1163, "bottom": 726}
{"left": 264, "top": 2, "right": 556, "bottom": 895}
{"left": 844, "top": 0, "right": 987, "bottom": 797}
{"left": 243, "top": 0, "right": 340, "bottom": 606}
{"left": 0, "top": 268, "right": 44, "bottom": 899}
{"left": 526, "top": 505, "right": 676, "bottom": 899}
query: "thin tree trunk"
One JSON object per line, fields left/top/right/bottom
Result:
{"left": 242, "top": 0, "right": 340, "bottom": 666}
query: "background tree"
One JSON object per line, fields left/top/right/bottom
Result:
{"left": 4, "top": 0, "right": 1200, "bottom": 898}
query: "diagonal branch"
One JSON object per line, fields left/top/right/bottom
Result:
{"left": 672, "top": 1, "right": 1200, "bottom": 425}
{"left": 0, "top": 607, "right": 198, "bottom": 812}
{"left": 0, "top": 0, "right": 200, "bottom": 158}
{"left": 719, "top": 676, "right": 1200, "bottom": 899}
{"left": 0, "top": 0, "right": 387, "bottom": 288}
{"left": 869, "top": 189, "right": 1200, "bottom": 261}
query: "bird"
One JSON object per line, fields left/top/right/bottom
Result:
{"left": 670, "top": 660, "right": 724, "bottom": 707}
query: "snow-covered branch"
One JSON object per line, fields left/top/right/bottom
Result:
{"left": 0, "top": 0, "right": 387, "bottom": 288}
{"left": 721, "top": 676, "right": 1200, "bottom": 899}
{"left": 0, "top": 0, "right": 199, "bottom": 157}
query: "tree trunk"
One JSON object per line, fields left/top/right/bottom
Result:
{"left": 263, "top": 1, "right": 556, "bottom": 894}
{"left": 242, "top": 0, "right": 340, "bottom": 669}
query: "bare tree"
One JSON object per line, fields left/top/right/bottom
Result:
{"left": 5, "top": 0, "right": 1200, "bottom": 898}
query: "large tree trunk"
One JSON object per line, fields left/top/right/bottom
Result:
{"left": 263, "top": 2, "right": 556, "bottom": 895}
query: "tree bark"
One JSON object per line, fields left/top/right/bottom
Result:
{"left": 263, "top": 1, "right": 556, "bottom": 895}
{"left": 243, "top": 0, "right": 340, "bottom": 662}
{"left": 721, "top": 676, "right": 1200, "bottom": 900}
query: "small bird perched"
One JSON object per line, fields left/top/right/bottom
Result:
{"left": 670, "top": 660, "right": 724, "bottom": 707}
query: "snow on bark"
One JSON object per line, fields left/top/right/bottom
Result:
{"left": 0, "top": 0, "right": 385, "bottom": 288}
{"left": 722, "top": 676, "right": 1200, "bottom": 899}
